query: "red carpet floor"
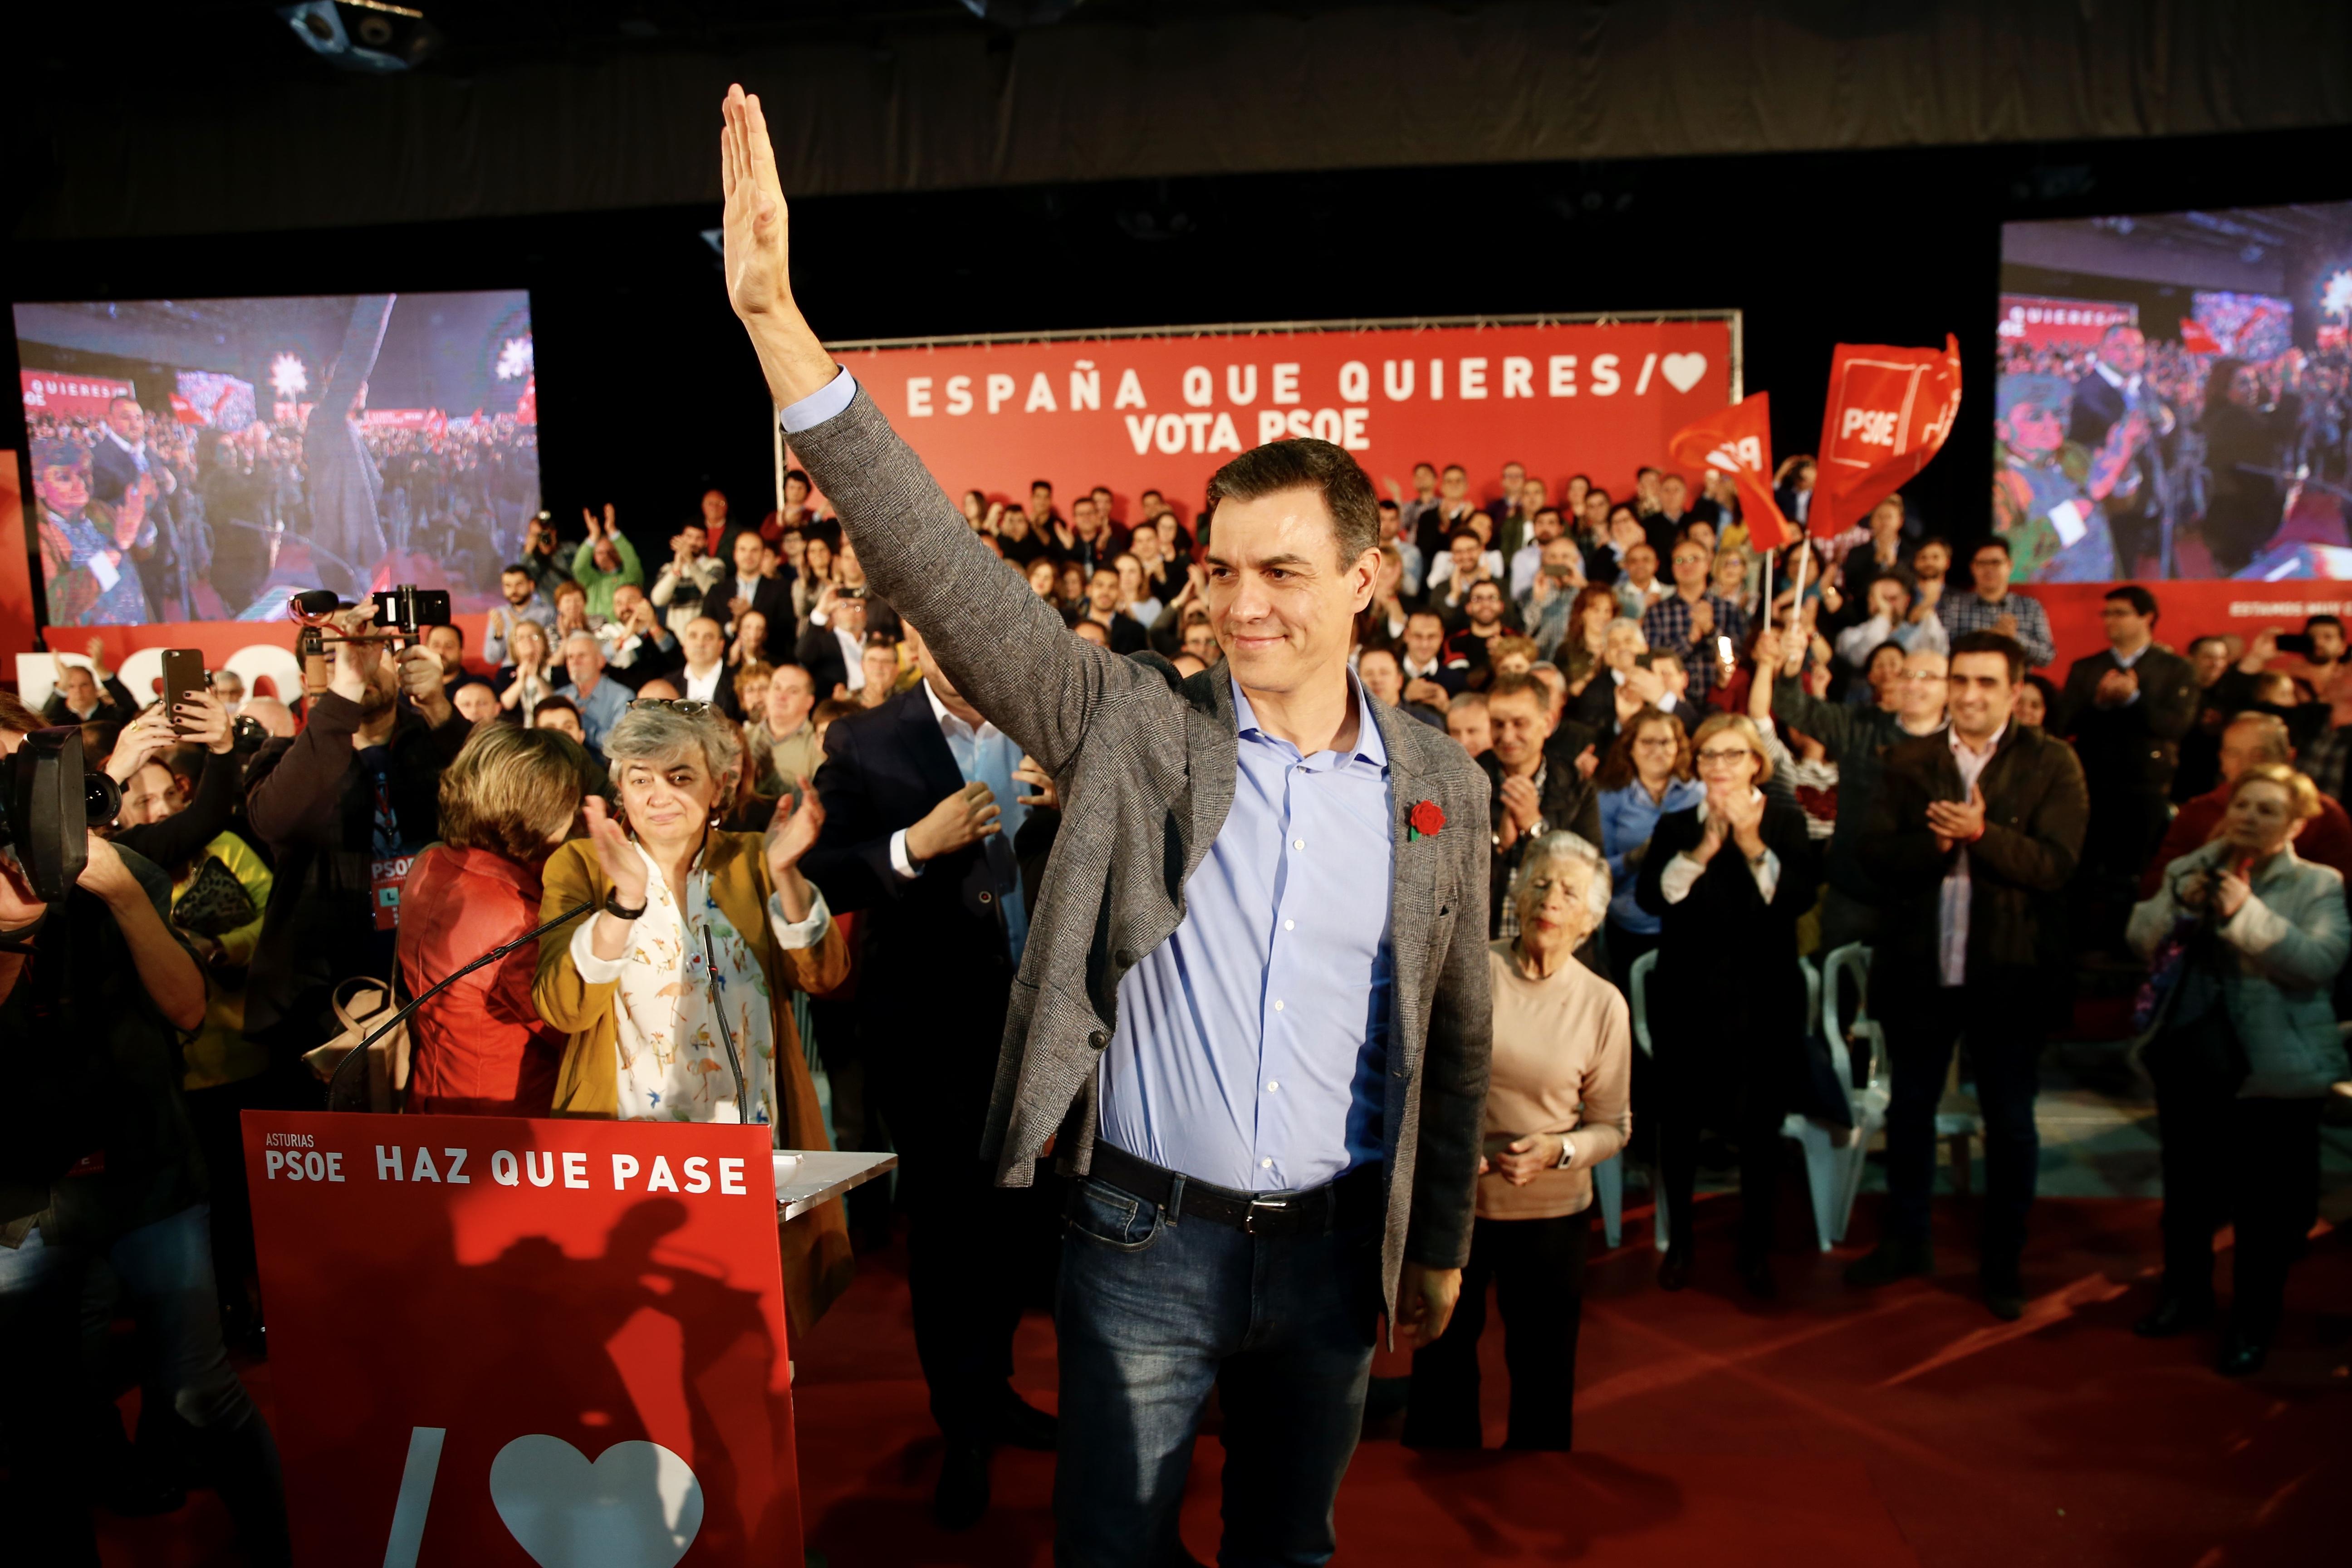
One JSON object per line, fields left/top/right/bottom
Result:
{"left": 97, "top": 1192, "right": 2352, "bottom": 1567}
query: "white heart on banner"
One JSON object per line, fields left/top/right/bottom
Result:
{"left": 1660, "top": 353, "right": 1708, "bottom": 394}
{"left": 489, "top": 1436, "right": 704, "bottom": 1568}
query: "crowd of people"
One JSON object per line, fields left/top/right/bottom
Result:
{"left": 1992, "top": 325, "right": 2352, "bottom": 581}
{"left": 24, "top": 397, "right": 538, "bottom": 625}
{"left": 8, "top": 415, "right": 2351, "bottom": 1557}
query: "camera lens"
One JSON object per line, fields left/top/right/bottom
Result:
{"left": 84, "top": 771, "right": 122, "bottom": 826}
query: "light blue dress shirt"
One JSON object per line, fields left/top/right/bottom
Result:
{"left": 557, "top": 673, "right": 633, "bottom": 752}
{"left": 888, "top": 679, "right": 1031, "bottom": 965}
{"left": 778, "top": 369, "right": 1398, "bottom": 1191}
{"left": 1097, "top": 676, "right": 1397, "bottom": 1193}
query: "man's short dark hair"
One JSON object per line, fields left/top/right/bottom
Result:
{"left": 1974, "top": 537, "right": 2012, "bottom": 560}
{"left": 1534, "top": 507, "right": 1563, "bottom": 525}
{"left": 1142, "top": 488, "right": 1163, "bottom": 502}
{"left": 1950, "top": 630, "right": 2027, "bottom": 684}
{"left": 1377, "top": 498, "right": 1400, "bottom": 515}
{"left": 1406, "top": 609, "right": 1446, "bottom": 632}
{"left": 1031, "top": 478, "right": 1053, "bottom": 492}
{"left": 784, "top": 467, "right": 809, "bottom": 488}
{"left": 2307, "top": 614, "right": 2343, "bottom": 635}
{"left": 429, "top": 622, "right": 465, "bottom": 647}
{"left": 2105, "top": 584, "right": 2159, "bottom": 621}
{"left": 1487, "top": 671, "right": 1544, "bottom": 709}
{"left": 531, "top": 695, "right": 580, "bottom": 722}
{"left": 2188, "top": 635, "right": 2229, "bottom": 657}
{"left": 1636, "top": 466, "right": 1660, "bottom": 482}
{"left": 1917, "top": 533, "right": 1951, "bottom": 554}
{"left": 502, "top": 562, "right": 534, "bottom": 578}
{"left": 1204, "top": 439, "right": 1380, "bottom": 568}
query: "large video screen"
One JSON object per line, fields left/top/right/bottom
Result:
{"left": 1996, "top": 202, "right": 2352, "bottom": 583}
{"left": 16, "top": 290, "right": 538, "bottom": 625}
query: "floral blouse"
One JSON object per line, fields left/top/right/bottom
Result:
{"left": 566, "top": 838, "right": 831, "bottom": 1133}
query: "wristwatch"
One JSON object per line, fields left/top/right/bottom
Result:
{"left": 604, "top": 891, "right": 649, "bottom": 921}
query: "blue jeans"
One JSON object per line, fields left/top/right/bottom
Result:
{"left": 1054, "top": 1175, "right": 1382, "bottom": 1568}
{"left": 0, "top": 1204, "right": 288, "bottom": 1567}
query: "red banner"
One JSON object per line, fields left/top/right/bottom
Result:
{"left": 0, "top": 453, "right": 30, "bottom": 659}
{"left": 1667, "top": 391, "right": 1793, "bottom": 551}
{"left": 828, "top": 316, "right": 1736, "bottom": 519}
{"left": 20, "top": 370, "right": 136, "bottom": 421}
{"left": 1813, "top": 334, "right": 1963, "bottom": 541}
{"left": 245, "top": 1111, "right": 804, "bottom": 1568}
{"left": 1994, "top": 295, "right": 2137, "bottom": 356}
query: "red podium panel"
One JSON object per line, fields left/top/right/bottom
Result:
{"left": 243, "top": 1111, "right": 800, "bottom": 1568}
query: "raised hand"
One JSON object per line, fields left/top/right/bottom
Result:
{"left": 583, "top": 795, "right": 650, "bottom": 908}
{"left": 720, "top": 86, "right": 834, "bottom": 405}
{"left": 105, "top": 708, "right": 176, "bottom": 785}
{"left": 175, "top": 688, "right": 235, "bottom": 755}
{"left": 764, "top": 779, "right": 825, "bottom": 878}
{"left": 907, "top": 780, "right": 1002, "bottom": 863}
{"left": 1013, "top": 754, "right": 1060, "bottom": 812}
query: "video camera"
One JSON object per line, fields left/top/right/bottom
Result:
{"left": 0, "top": 727, "right": 121, "bottom": 903}
{"left": 288, "top": 584, "right": 452, "bottom": 649}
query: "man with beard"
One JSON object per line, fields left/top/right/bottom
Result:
{"left": 30, "top": 439, "right": 154, "bottom": 625}
{"left": 1444, "top": 579, "right": 1518, "bottom": 691}
{"left": 240, "top": 608, "right": 467, "bottom": 1080}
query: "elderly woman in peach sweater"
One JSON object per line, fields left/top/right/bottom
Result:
{"left": 1404, "top": 832, "right": 1630, "bottom": 1451}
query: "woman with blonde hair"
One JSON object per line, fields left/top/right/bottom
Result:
{"left": 534, "top": 698, "right": 852, "bottom": 1334}
{"left": 1405, "top": 833, "right": 1630, "bottom": 1451}
{"left": 496, "top": 617, "right": 559, "bottom": 720}
{"left": 1635, "top": 711, "right": 1816, "bottom": 1297}
{"left": 2127, "top": 762, "right": 2350, "bottom": 1374}
{"left": 401, "top": 724, "right": 586, "bottom": 1116}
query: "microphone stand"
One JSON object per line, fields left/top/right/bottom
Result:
{"left": 323, "top": 902, "right": 596, "bottom": 1112}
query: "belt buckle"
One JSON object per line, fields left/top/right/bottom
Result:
{"left": 1243, "top": 1196, "right": 1289, "bottom": 1236}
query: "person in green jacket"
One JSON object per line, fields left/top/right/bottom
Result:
{"left": 570, "top": 503, "right": 644, "bottom": 621}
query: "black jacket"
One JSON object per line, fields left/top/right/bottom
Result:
{"left": 2055, "top": 644, "right": 2198, "bottom": 800}
{"left": 240, "top": 691, "right": 470, "bottom": 1059}
{"left": 1862, "top": 724, "right": 2088, "bottom": 983}
{"left": 795, "top": 623, "right": 859, "bottom": 702}
{"left": 802, "top": 684, "right": 1032, "bottom": 1145}
{"left": 1480, "top": 735, "right": 1602, "bottom": 936}
{"left": 710, "top": 571, "right": 796, "bottom": 663}
{"left": 1635, "top": 799, "right": 1817, "bottom": 1099}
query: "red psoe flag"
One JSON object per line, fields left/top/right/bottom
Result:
{"left": 1813, "top": 333, "right": 1962, "bottom": 540}
{"left": 1668, "top": 390, "right": 1794, "bottom": 552}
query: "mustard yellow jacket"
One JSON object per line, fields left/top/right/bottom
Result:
{"left": 534, "top": 832, "right": 854, "bottom": 1341}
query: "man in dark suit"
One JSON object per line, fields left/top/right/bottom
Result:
{"left": 2067, "top": 323, "right": 2166, "bottom": 576}
{"left": 1848, "top": 631, "right": 2087, "bottom": 1320}
{"left": 2053, "top": 584, "right": 2197, "bottom": 939}
{"left": 707, "top": 527, "right": 794, "bottom": 662}
{"left": 793, "top": 586, "right": 868, "bottom": 701}
{"left": 804, "top": 619, "right": 1058, "bottom": 1528}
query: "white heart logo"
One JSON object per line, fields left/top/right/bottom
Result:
{"left": 1660, "top": 352, "right": 1708, "bottom": 394}
{"left": 489, "top": 1436, "right": 704, "bottom": 1568}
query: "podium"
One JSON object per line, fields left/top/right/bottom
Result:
{"left": 242, "top": 1111, "right": 893, "bottom": 1567}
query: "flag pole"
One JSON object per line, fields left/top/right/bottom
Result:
{"left": 1785, "top": 535, "right": 1812, "bottom": 675}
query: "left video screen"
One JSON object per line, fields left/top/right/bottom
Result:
{"left": 16, "top": 290, "right": 539, "bottom": 626}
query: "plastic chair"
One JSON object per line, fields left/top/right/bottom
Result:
{"left": 1779, "top": 943, "right": 1891, "bottom": 1249}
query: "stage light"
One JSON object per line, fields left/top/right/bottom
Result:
{"left": 279, "top": 2, "right": 442, "bottom": 73}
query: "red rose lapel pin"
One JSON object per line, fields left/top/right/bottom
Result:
{"left": 1407, "top": 799, "right": 1446, "bottom": 841}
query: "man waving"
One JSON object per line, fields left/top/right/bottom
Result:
{"left": 718, "top": 85, "right": 1491, "bottom": 1566}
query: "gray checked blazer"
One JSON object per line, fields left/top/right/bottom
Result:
{"left": 790, "top": 387, "right": 1493, "bottom": 1315}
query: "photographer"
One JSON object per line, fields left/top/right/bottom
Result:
{"left": 241, "top": 608, "right": 469, "bottom": 1090}
{"left": 0, "top": 695, "right": 290, "bottom": 1567}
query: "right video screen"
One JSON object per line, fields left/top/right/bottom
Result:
{"left": 1996, "top": 201, "right": 2352, "bottom": 582}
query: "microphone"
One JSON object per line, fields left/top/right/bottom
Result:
{"left": 323, "top": 902, "right": 596, "bottom": 1111}
{"left": 289, "top": 588, "right": 342, "bottom": 618}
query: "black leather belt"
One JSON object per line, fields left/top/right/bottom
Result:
{"left": 1088, "top": 1141, "right": 1383, "bottom": 1238}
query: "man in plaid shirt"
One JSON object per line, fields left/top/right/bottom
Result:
{"left": 1936, "top": 537, "right": 2056, "bottom": 669}
{"left": 1641, "top": 535, "right": 1748, "bottom": 705}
